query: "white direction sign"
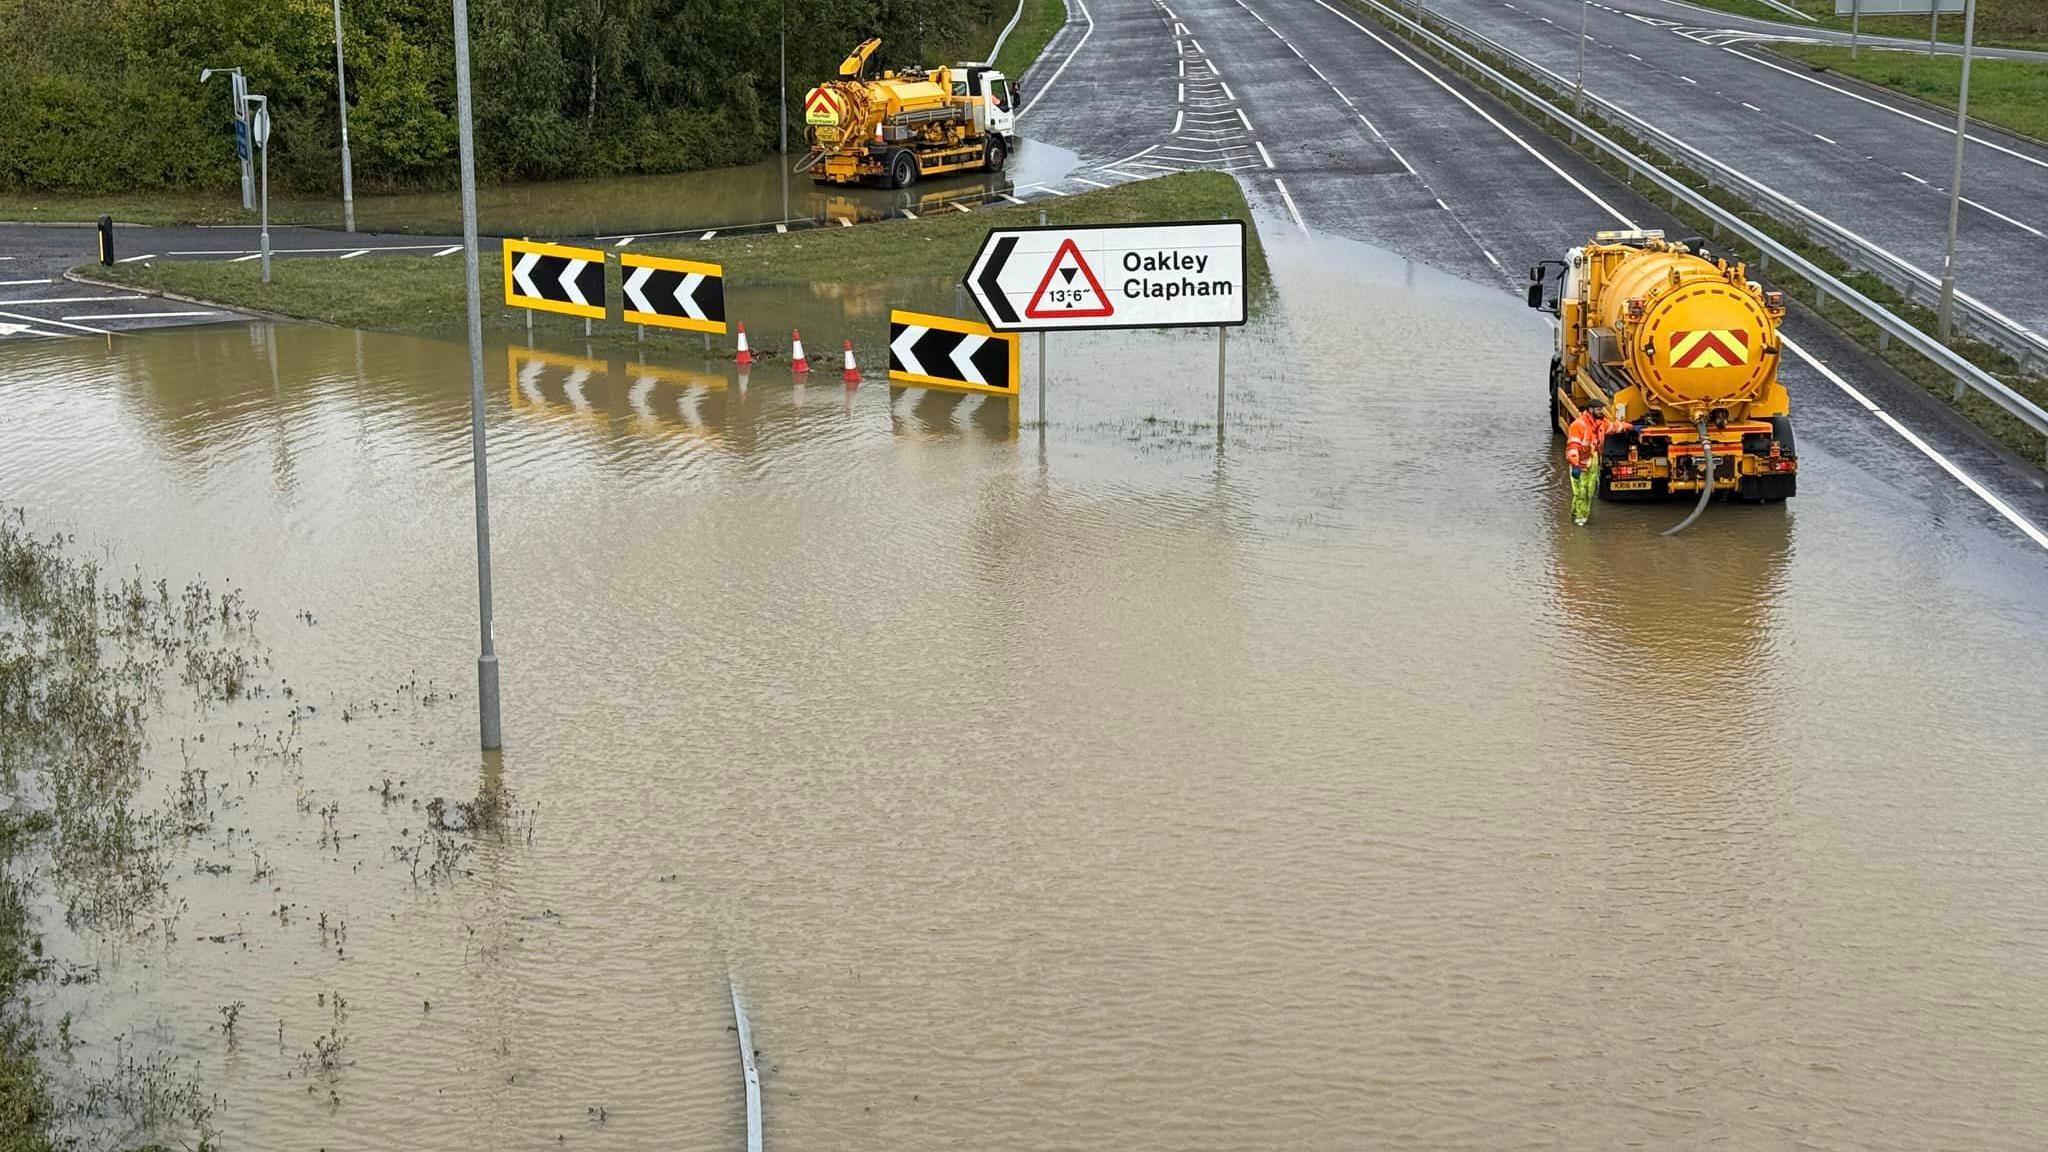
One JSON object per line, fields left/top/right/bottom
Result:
{"left": 964, "top": 220, "right": 1246, "bottom": 332}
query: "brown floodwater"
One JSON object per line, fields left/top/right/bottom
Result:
{"left": 4, "top": 227, "right": 2048, "bottom": 1151}
{"left": 330, "top": 139, "right": 1081, "bottom": 238}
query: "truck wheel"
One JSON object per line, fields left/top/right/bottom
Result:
{"left": 1547, "top": 356, "right": 1564, "bottom": 435}
{"left": 890, "top": 151, "right": 918, "bottom": 190}
{"left": 985, "top": 137, "right": 1008, "bottom": 173}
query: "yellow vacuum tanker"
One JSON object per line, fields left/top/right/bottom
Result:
{"left": 1528, "top": 229, "right": 1798, "bottom": 503}
{"left": 798, "top": 39, "right": 1018, "bottom": 188}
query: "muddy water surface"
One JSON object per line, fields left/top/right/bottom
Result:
{"left": 3, "top": 228, "right": 2048, "bottom": 1151}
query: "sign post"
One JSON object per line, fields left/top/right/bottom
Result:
{"left": 248, "top": 95, "right": 272, "bottom": 284}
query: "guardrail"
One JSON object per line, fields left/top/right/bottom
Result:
{"left": 1352, "top": 0, "right": 2048, "bottom": 446}
{"left": 1411, "top": 2, "right": 2048, "bottom": 378}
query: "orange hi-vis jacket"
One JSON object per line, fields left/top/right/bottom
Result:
{"left": 1565, "top": 411, "right": 1632, "bottom": 470}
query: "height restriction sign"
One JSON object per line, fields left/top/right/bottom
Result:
{"left": 964, "top": 220, "right": 1245, "bottom": 332}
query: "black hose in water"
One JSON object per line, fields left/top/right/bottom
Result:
{"left": 1662, "top": 420, "right": 1714, "bottom": 537}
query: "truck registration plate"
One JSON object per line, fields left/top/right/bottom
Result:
{"left": 1610, "top": 480, "right": 1653, "bottom": 491}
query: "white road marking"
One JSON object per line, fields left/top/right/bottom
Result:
{"left": 0, "top": 278, "right": 52, "bottom": 286}
{"left": 1731, "top": 47, "right": 2048, "bottom": 172}
{"left": 1680, "top": 75, "right": 1696, "bottom": 83}
{"left": 1174, "top": 109, "right": 1185, "bottom": 133}
{"left": 64, "top": 310, "right": 217, "bottom": 321}
{"left": 1959, "top": 196, "right": 2046, "bottom": 238}
{"left": 1179, "top": 82, "right": 1185, "bottom": 103}
{"left": 1020, "top": 0, "right": 1093, "bottom": 118}
{"left": 1900, "top": 171, "right": 1928, "bottom": 184}
{"left": 1740, "top": 101, "right": 1762, "bottom": 112}
{"left": 1, "top": 295, "right": 145, "bottom": 305}
{"left": 0, "top": 322, "right": 64, "bottom": 338}
{"left": 1221, "top": 81, "right": 1236, "bottom": 101}
{"left": 1001, "top": 194, "right": 1027, "bottom": 204}
{"left": 231, "top": 252, "right": 263, "bottom": 262}
{"left": 950, "top": 202, "right": 973, "bottom": 213}
{"left": 116, "top": 254, "right": 157, "bottom": 263}
{"left": 1387, "top": 144, "right": 1417, "bottom": 174}
{"left": 840, "top": 217, "right": 855, "bottom": 226}
{"left": 0, "top": 309, "right": 112, "bottom": 335}
{"left": 1273, "top": 178, "right": 1310, "bottom": 236}
{"left": 1436, "top": 198, "right": 1452, "bottom": 211}
{"left": 614, "top": 236, "right": 636, "bottom": 247}
{"left": 1307, "top": 0, "right": 1636, "bottom": 225}
{"left": 1627, "top": 52, "right": 1643, "bottom": 61}
{"left": 338, "top": 248, "right": 371, "bottom": 259}
{"left": 1812, "top": 133, "right": 1836, "bottom": 144}
{"left": 775, "top": 223, "right": 788, "bottom": 233}
{"left": 1072, "top": 176, "right": 1114, "bottom": 188}
{"left": 900, "top": 210, "right": 919, "bottom": 220}
{"left": 1784, "top": 337, "right": 2048, "bottom": 550}
{"left": 701, "top": 231, "right": 717, "bottom": 240}
{"left": 1257, "top": 141, "right": 1276, "bottom": 169}
{"left": 1238, "top": 109, "right": 1253, "bottom": 130}
{"left": 435, "top": 245, "right": 463, "bottom": 256}
{"left": 1484, "top": 250, "right": 1503, "bottom": 269}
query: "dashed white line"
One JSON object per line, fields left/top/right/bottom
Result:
{"left": 899, "top": 210, "right": 918, "bottom": 220}
{"left": 1179, "top": 82, "right": 1186, "bottom": 102}
{"left": 1237, "top": 109, "right": 1253, "bottom": 131}
{"left": 1813, "top": 133, "right": 1837, "bottom": 144}
{"left": 1173, "top": 109, "right": 1185, "bottom": 133}
{"left": 231, "top": 252, "right": 263, "bottom": 262}
{"left": 1221, "top": 81, "right": 1236, "bottom": 101}
{"left": 116, "top": 254, "right": 157, "bottom": 264}
{"left": 700, "top": 231, "right": 717, "bottom": 240}
{"left": 614, "top": 236, "right": 636, "bottom": 247}
{"left": 0, "top": 278, "right": 52, "bottom": 286}
{"left": 338, "top": 248, "right": 371, "bottom": 259}
{"left": 1001, "top": 193, "right": 1027, "bottom": 205}
{"left": 2, "top": 295, "right": 145, "bottom": 305}
{"left": 1483, "top": 250, "right": 1503, "bottom": 270}
{"left": 1072, "top": 175, "right": 1113, "bottom": 188}
{"left": 0, "top": 309, "right": 112, "bottom": 335}
{"left": 1740, "top": 101, "right": 1762, "bottom": 112}
{"left": 1436, "top": 198, "right": 1452, "bottom": 211}
{"left": 1627, "top": 52, "right": 1643, "bottom": 61}
{"left": 64, "top": 310, "right": 218, "bottom": 321}
{"left": 1901, "top": 171, "right": 1928, "bottom": 184}
{"left": 435, "top": 245, "right": 463, "bottom": 256}
{"left": 1680, "top": 75, "right": 1696, "bottom": 84}
{"left": 1257, "top": 141, "right": 1277, "bottom": 169}
{"left": 1273, "top": 178, "right": 1310, "bottom": 236}
{"left": 1959, "top": 196, "right": 2046, "bottom": 238}
{"left": 1386, "top": 144, "right": 1416, "bottom": 174}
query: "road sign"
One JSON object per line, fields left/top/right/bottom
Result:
{"left": 964, "top": 220, "right": 1246, "bottom": 332}
{"left": 233, "top": 119, "right": 250, "bottom": 161}
{"left": 252, "top": 105, "right": 271, "bottom": 148}
{"left": 619, "top": 253, "right": 727, "bottom": 335}
{"left": 502, "top": 239, "right": 607, "bottom": 320}
{"left": 888, "top": 310, "right": 1020, "bottom": 396}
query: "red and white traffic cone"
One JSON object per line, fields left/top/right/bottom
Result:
{"left": 841, "top": 339, "right": 861, "bottom": 386}
{"left": 790, "top": 329, "right": 810, "bottom": 374}
{"left": 735, "top": 323, "right": 753, "bottom": 368}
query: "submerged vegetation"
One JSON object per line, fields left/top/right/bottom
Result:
{"left": 0, "top": 509, "right": 530, "bottom": 1150}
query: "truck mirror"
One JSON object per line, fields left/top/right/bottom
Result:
{"left": 1526, "top": 283, "right": 1545, "bottom": 310}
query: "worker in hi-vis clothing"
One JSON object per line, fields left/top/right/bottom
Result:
{"left": 1565, "top": 402, "right": 1632, "bottom": 526}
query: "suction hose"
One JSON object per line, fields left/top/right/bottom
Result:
{"left": 1661, "top": 419, "right": 1714, "bottom": 537}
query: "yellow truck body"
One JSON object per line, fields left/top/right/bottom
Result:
{"left": 800, "top": 39, "right": 1018, "bottom": 188}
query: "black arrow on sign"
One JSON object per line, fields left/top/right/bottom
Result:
{"left": 974, "top": 235, "right": 1018, "bottom": 325}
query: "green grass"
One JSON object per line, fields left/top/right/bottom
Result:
{"left": 87, "top": 172, "right": 1266, "bottom": 348}
{"left": 1676, "top": 0, "right": 2048, "bottom": 51}
{"left": 1767, "top": 43, "right": 2048, "bottom": 141}
{"left": 0, "top": 189, "right": 339, "bottom": 228}
{"left": 995, "top": 0, "right": 1070, "bottom": 79}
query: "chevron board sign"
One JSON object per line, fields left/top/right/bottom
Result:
{"left": 620, "top": 252, "right": 727, "bottom": 335}
{"left": 502, "top": 239, "right": 608, "bottom": 320}
{"left": 888, "top": 310, "right": 1020, "bottom": 396}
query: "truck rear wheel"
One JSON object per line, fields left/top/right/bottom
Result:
{"left": 889, "top": 151, "right": 918, "bottom": 190}
{"left": 984, "top": 137, "right": 1008, "bottom": 173}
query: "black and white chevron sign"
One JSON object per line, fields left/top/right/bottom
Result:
{"left": 620, "top": 253, "right": 727, "bottom": 335}
{"left": 502, "top": 239, "right": 607, "bottom": 320}
{"left": 887, "top": 310, "right": 1019, "bottom": 396}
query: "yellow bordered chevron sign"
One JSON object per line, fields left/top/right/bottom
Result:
{"left": 620, "top": 253, "right": 727, "bottom": 335}
{"left": 887, "top": 310, "right": 1020, "bottom": 397}
{"left": 502, "top": 239, "right": 607, "bottom": 320}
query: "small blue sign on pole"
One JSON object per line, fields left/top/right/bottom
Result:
{"left": 233, "top": 120, "right": 250, "bottom": 161}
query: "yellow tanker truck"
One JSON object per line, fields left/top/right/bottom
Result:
{"left": 1528, "top": 229, "right": 1798, "bottom": 503}
{"left": 798, "top": 39, "right": 1017, "bottom": 188}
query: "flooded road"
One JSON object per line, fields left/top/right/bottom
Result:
{"left": 4, "top": 228, "right": 2048, "bottom": 1150}
{"left": 338, "top": 140, "right": 1081, "bottom": 237}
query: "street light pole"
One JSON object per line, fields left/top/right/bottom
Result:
{"left": 331, "top": 0, "right": 356, "bottom": 232}
{"left": 1575, "top": 0, "right": 1588, "bottom": 115}
{"left": 247, "top": 94, "right": 272, "bottom": 284}
{"left": 451, "top": 0, "right": 503, "bottom": 749}
{"left": 1936, "top": 0, "right": 1978, "bottom": 341}
{"left": 779, "top": 0, "right": 788, "bottom": 158}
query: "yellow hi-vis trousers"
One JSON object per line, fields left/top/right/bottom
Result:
{"left": 1570, "top": 457, "right": 1599, "bottom": 523}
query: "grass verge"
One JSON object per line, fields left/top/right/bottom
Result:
{"left": 1342, "top": 0, "right": 2048, "bottom": 465}
{"left": 995, "top": 0, "right": 1071, "bottom": 79}
{"left": 86, "top": 171, "right": 1267, "bottom": 348}
{"left": 1675, "top": 0, "right": 2048, "bottom": 51}
{"left": 1766, "top": 43, "right": 2048, "bottom": 142}
{"left": 0, "top": 191, "right": 338, "bottom": 229}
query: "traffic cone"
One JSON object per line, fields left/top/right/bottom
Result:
{"left": 791, "top": 329, "right": 810, "bottom": 374}
{"left": 842, "top": 339, "right": 861, "bottom": 386}
{"left": 735, "top": 323, "right": 753, "bottom": 368}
